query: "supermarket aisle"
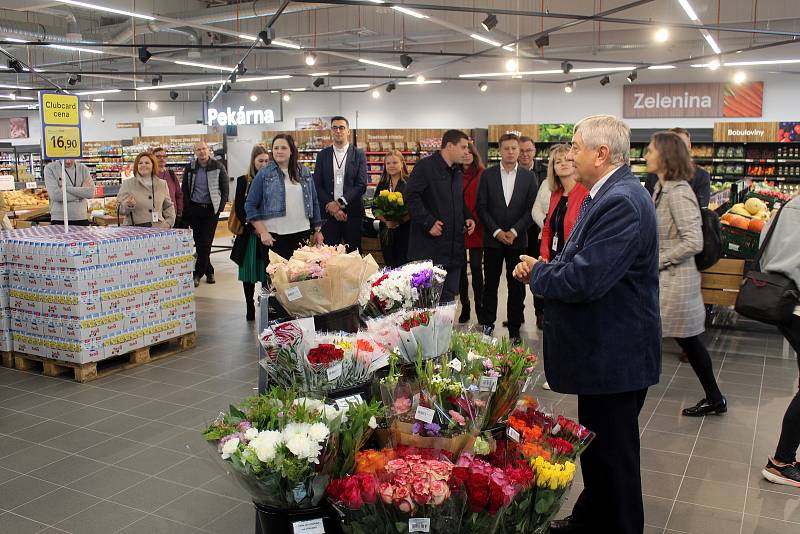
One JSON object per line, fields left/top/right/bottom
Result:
{"left": 0, "top": 260, "right": 798, "bottom": 533}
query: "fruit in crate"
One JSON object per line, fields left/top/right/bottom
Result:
{"left": 744, "top": 197, "right": 767, "bottom": 216}
{"left": 748, "top": 219, "right": 765, "bottom": 232}
{"left": 728, "top": 203, "right": 752, "bottom": 218}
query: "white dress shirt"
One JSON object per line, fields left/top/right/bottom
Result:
{"left": 589, "top": 166, "right": 621, "bottom": 199}
{"left": 332, "top": 144, "right": 349, "bottom": 202}
{"left": 493, "top": 163, "right": 520, "bottom": 238}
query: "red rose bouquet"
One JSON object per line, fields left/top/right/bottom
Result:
{"left": 397, "top": 308, "right": 436, "bottom": 362}
{"left": 326, "top": 473, "right": 383, "bottom": 534}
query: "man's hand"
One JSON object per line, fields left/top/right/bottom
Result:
{"left": 464, "top": 219, "right": 475, "bottom": 235}
{"left": 505, "top": 230, "right": 517, "bottom": 244}
{"left": 325, "top": 201, "right": 340, "bottom": 215}
{"left": 429, "top": 220, "right": 444, "bottom": 237}
{"left": 513, "top": 254, "right": 539, "bottom": 284}
{"left": 385, "top": 220, "right": 399, "bottom": 229}
{"left": 334, "top": 210, "right": 347, "bottom": 222}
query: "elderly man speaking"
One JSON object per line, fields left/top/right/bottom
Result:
{"left": 514, "top": 115, "right": 661, "bottom": 534}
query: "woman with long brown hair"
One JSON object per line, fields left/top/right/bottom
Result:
{"left": 458, "top": 141, "right": 485, "bottom": 323}
{"left": 231, "top": 144, "right": 270, "bottom": 320}
{"left": 646, "top": 131, "right": 727, "bottom": 417}
{"left": 373, "top": 149, "right": 411, "bottom": 267}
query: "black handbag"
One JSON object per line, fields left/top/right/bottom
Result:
{"left": 734, "top": 204, "right": 799, "bottom": 325}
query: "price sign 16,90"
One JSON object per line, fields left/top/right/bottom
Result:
{"left": 43, "top": 125, "right": 82, "bottom": 158}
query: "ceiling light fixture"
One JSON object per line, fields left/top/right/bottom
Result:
{"left": 358, "top": 58, "right": 406, "bottom": 71}
{"left": 564, "top": 82, "right": 574, "bottom": 93}
{"left": 470, "top": 33, "right": 502, "bottom": 47}
{"left": 257, "top": 28, "right": 274, "bottom": 45}
{"left": 416, "top": 75, "right": 425, "bottom": 83}
{"left": 371, "top": 89, "right": 380, "bottom": 99}
{"left": 49, "top": 44, "right": 103, "bottom": 54}
{"left": 534, "top": 35, "right": 549, "bottom": 48}
{"left": 561, "top": 61, "right": 573, "bottom": 74}
{"left": 708, "top": 58, "right": 721, "bottom": 70}
{"left": 237, "top": 75, "right": 293, "bottom": 83}
{"left": 626, "top": 70, "right": 638, "bottom": 83}
{"left": 7, "top": 59, "right": 24, "bottom": 73}
{"left": 82, "top": 104, "right": 92, "bottom": 118}
{"left": 502, "top": 45, "right": 516, "bottom": 52}
{"left": 481, "top": 14, "right": 498, "bottom": 32}
{"left": 282, "top": 93, "right": 291, "bottom": 102}
{"left": 398, "top": 80, "right": 442, "bottom": 85}
{"left": 600, "top": 76, "right": 611, "bottom": 86}
{"left": 249, "top": 93, "right": 258, "bottom": 102}
{"left": 151, "top": 75, "right": 162, "bottom": 86}
{"left": 273, "top": 40, "right": 303, "bottom": 49}
{"left": 169, "top": 90, "right": 179, "bottom": 100}
{"left": 147, "top": 101, "right": 158, "bottom": 111}
{"left": 648, "top": 65, "right": 677, "bottom": 70}
{"left": 310, "top": 72, "right": 330, "bottom": 76}
{"left": 73, "top": 89, "right": 121, "bottom": 95}
{"left": 68, "top": 74, "right": 81, "bottom": 85}
{"left": 304, "top": 52, "right": 317, "bottom": 66}
{"left": 655, "top": 27, "right": 669, "bottom": 42}
{"left": 313, "top": 77, "right": 325, "bottom": 88}
{"left": 237, "top": 63, "right": 247, "bottom": 75}
{"left": 392, "top": 6, "right": 429, "bottom": 19}
{"left": 733, "top": 71, "right": 747, "bottom": 84}
{"left": 721, "top": 58, "right": 800, "bottom": 67}
{"left": 505, "top": 58, "right": 518, "bottom": 72}
{"left": 331, "top": 83, "right": 372, "bottom": 90}
{"left": 222, "top": 83, "right": 231, "bottom": 93}
{"left": 138, "top": 46, "right": 151, "bottom": 64}
{"left": 677, "top": 0, "right": 700, "bottom": 21}
{"left": 386, "top": 82, "right": 397, "bottom": 93}
{"left": 229, "top": 72, "right": 238, "bottom": 83}
{"left": 53, "top": 0, "right": 155, "bottom": 20}
{"left": 400, "top": 54, "right": 413, "bottom": 69}
{"left": 479, "top": 81, "right": 488, "bottom": 92}
{"left": 701, "top": 30, "right": 722, "bottom": 54}
{"left": 174, "top": 60, "right": 234, "bottom": 72}
{"left": 4, "top": 38, "right": 28, "bottom": 43}
{"left": 458, "top": 65, "right": 636, "bottom": 78}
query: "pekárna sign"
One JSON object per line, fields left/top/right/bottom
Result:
{"left": 207, "top": 106, "right": 275, "bottom": 126}
{"left": 623, "top": 82, "right": 763, "bottom": 118}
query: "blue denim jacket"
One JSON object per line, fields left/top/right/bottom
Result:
{"left": 245, "top": 161, "right": 323, "bottom": 226}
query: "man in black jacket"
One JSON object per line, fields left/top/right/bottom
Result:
{"left": 405, "top": 129, "right": 476, "bottom": 302}
{"left": 476, "top": 133, "right": 538, "bottom": 343}
{"left": 313, "top": 116, "right": 368, "bottom": 252}
{"left": 182, "top": 141, "right": 229, "bottom": 287}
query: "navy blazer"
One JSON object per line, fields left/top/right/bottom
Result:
{"left": 312, "top": 145, "right": 368, "bottom": 216}
{"left": 475, "top": 165, "right": 538, "bottom": 250}
{"left": 530, "top": 166, "right": 662, "bottom": 395}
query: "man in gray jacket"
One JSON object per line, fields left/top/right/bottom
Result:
{"left": 43, "top": 159, "right": 95, "bottom": 226}
{"left": 181, "top": 141, "right": 229, "bottom": 286}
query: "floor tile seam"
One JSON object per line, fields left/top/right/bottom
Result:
{"left": 146, "top": 485, "right": 246, "bottom": 531}
{"left": 0, "top": 509, "right": 72, "bottom": 534}
{"left": 741, "top": 512, "right": 800, "bottom": 526}
{"left": 739, "top": 348, "right": 767, "bottom": 534}
{"left": 672, "top": 497, "right": 800, "bottom": 524}
{"left": 640, "top": 361, "right": 682, "bottom": 439}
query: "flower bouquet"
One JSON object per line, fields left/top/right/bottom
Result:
{"left": 269, "top": 244, "right": 379, "bottom": 317}
{"left": 433, "top": 302, "right": 457, "bottom": 356}
{"left": 397, "top": 309, "right": 435, "bottom": 362}
{"left": 528, "top": 457, "right": 577, "bottom": 533}
{"left": 303, "top": 333, "right": 367, "bottom": 395}
{"left": 360, "top": 261, "right": 447, "bottom": 319}
{"left": 371, "top": 189, "right": 408, "bottom": 223}
{"left": 258, "top": 318, "right": 314, "bottom": 390}
{"left": 326, "top": 473, "right": 383, "bottom": 534}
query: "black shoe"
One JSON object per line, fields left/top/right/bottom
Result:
{"left": 206, "top": 273, "right": 216, "bottom": 284}
{"left": 458, "top": 307, "right": 470, "bottom": 324}
{"left": 762, "top": 457, "right": 800, "bottom": 488}
{"left": 549, "top": 516, "right": 588, "bottom": 534}
{"left": 510, "top": 336, "right": 522, "bottom": 346}
{"left": 193, "top": 276, "right": 201, "bottom": 288}
{"left": 481, "top": 325, "right": 494, "bottom": 337}
{"left": 682, "top": 396, "right": 727, "bottom": 417}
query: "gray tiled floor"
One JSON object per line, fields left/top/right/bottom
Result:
{"left": 0, "top": 251, "right": 798, "bottom": 533}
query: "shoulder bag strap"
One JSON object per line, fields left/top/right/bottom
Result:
{"left": 753, "top": 203, "right": 786, "bottom": 267}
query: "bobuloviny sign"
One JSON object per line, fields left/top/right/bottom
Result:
{"left": 623, "top": 82, "right": 763, "bottom": 118}
{"left": 713, "top": 121, "right": 779, "bottom": 142}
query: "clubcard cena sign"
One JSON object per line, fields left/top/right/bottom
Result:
{"left": 623, "top": 82, "right": 763, "bottom": 118}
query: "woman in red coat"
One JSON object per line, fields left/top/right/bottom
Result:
{"left": 540, "top": 143, "right": 590, "bottom": 262}
{"left": 458, "top": 142, "right": 485, "bottom": 323}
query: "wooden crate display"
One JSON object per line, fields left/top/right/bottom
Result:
{"left": 701, "top": 258, "right": 745, "bottom": 306}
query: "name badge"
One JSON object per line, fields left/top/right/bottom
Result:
{"left": 152, "top": 212, "right": 159, "bottom": 223}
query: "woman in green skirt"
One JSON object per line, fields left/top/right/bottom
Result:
{"left": 231, "top": 144, "right": 270, "bottom": 321}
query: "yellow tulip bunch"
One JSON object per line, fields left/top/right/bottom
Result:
{"left": 532, "top": 456, "right": 576, "bottom": 490}
{"left": 378, "top": 189, "right": 404, "bottom": 206}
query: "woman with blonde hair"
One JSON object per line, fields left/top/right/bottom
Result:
{"left": 116, "top": 152, "right": 175, "bottom": 228}
{"left": 231, "top": 144, "right": 270, "bottom": 320}
{"left": 373, "top": 149, "right": 411, "bottom": 267}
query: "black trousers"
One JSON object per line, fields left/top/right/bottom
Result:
{"left": 322, "top": 215, "right": 362, "bottom": 253}
{"left": 267, "top": 230, "right": 310, "bottom": 266}
{"left": 459, "top": 248, "right": 484, "bottom": 316}
{"left": 674, "top": 335, "right": 724, "bottom": 403}
{"left": 572, "top": 388, "right": 648, "bottom": 534}
{"left": 481, "top": 245, "right": 526, "bottom": 333}
{"left": 775, "top": 314, "right": 800, "bottom": 463}
{"left": 379, "top": 223, "right": 410, "bottom": 268}
{"left": 183, "top": 200, "right": 218, "bottom": 278}
{"left": 441, "top": 265, "right": 462, "bottom": 304}
{"left": 50, "top": 220, "right": 90, "bottom": 226}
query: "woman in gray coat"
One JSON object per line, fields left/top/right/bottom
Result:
{"left": 646, "top": 131, "right": 726, "bottom": 417}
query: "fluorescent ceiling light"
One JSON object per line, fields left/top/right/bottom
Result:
{"left": 573, "top": 66, "right": 636, "bottom": 73}
{"left": 701, "top": 30, "right": 722, "bottom": 54}
{"left": 392, "top": 6, "right": 428, "bottom": 19}
{"left": 398, "top": 80, "right": 443, "bottom": 85}
{"left": 677, "top": 0, "right": 699, "bottom": 21}
{"left": 73, "top": 89, "right": 121, "bottom": 95}
{"left": 286, "top": 87, "right": 307, "bottom": 91}
{"left": 4, "top": 38, "right": 29, "bottom": 43}
{"left": 239, "top": 34, "right": 257, "bottom": 41}
{"left": 502, "top": 45, "right": 516, "bottom": 52}
{"left": 647, "top": 65, "right": 677, "bottom": 69}
{"left": 0, "top": 104, "right": 37, "bottom": 110}
{"left": 310, "top": 72, "right": 330, "bottom": 76}
{"left": 137, "top": 78, "right": 227, "bottom": 90}
{"left": 0, "top": 94, "right": 34, "bottom": 100}
{"left": 358, "top": 58, "right": 406, "bottom": 71}
{"left": 458, "top": 66, "right": 635, "bottom": 78}
{"left": 237, "top": 75, "right": 293, "bottom": 82}
{"left": 0, "top": 84, "right": 33, "bottom": 89}
{"left": 331, "top": 83, "right": 371, "bottom": 89}
{"left": 470, "top": 33, "right": 502, "bottom": 47}
{"left": 722, "top": 58, "right": 800, "bottom": 67}
{"left": 91, "top": 98, "right": 105, "bottom": 102}
{"left": 273, "top": 40, "right": 302, "bottom": 49}
{"left": 48, "top": 44, "right": 104, "bottom": 54}
{"left": 53, "top": 0, "right": 155, "bottom": 20}
{"left": 173, "top": 60, "right": 234, "bottom": 71}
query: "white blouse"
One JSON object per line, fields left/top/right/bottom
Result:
{"left": 266, "top": 169, "right": 310, "bottom": 235}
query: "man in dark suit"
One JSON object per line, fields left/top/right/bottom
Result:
{"left": 313, "top": 116, "right": 368, "bottom": 252}
{"left": 644, "top": 127, "right": 710, "bottom": 207}
{"left": 405, "top": 129, "right": 476, "bottom": 302}
{"left": 514, "top": 115, "right": 661, "bottom": 534}
{"left": 476, "top": 133, "right": 538, "bottom": 344}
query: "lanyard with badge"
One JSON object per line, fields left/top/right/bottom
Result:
{"left": 333, "top": 147, "right": 347, "bottom": 187}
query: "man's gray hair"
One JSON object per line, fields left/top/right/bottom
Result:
{"left": 574, "top": 115, "right": 630, "bottom": 166}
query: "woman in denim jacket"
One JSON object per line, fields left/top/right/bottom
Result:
{"left": 245, "top": 134, "right": 324, "bottom": 267}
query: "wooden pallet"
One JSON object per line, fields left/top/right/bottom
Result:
{"left": 8, "top": 332, "right": 197, "bottom": 383}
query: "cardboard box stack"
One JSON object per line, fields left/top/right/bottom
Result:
{"left": 1, "top": 226, "right": 196, "bottom": 364}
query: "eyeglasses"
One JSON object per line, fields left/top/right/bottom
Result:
{"left": 331, "top": 125, "right": 347, "bottom": 131}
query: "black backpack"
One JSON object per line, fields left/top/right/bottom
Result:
{"left": 695, "top": 207, "right": 722, "bottom": 271}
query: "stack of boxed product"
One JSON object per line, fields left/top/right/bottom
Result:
{"left": 2, "top": 226, "right": 196, "bottom": 365}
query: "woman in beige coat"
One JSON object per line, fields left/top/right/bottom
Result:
{"left": 117, "top": 152, "right": 175, "bottom": 228}
{"left": 647, "top": 131, "right": 726, "bottom": 417}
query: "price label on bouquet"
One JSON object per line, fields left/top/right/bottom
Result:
{"left": 326, "top": 361, "right": 343, "bottom": 381}
{"left": 449, "top": 358, "right": 462, "bottom": 372}
{"left": 368, "top": 353, "right": 390, "bottom": 373}
{"left": 479, "top": 376, "right": 498, "bottom": 392}
{"left": 408, "top": 518, "right": 431, "bottom": 533}
{"left": 523, "top": 376, "right": 532, "bottom": 391}
{"left": 551, "top": 423, "right": 562, "bottom": 435}
{"left": 334, "top": 394, "right": 363, "bottom": 410}
{"left": 507, "top": 426, "right": 521, "bottom": 443}
{"left": 292, "top": 518, "right": 325, "bottom": 534}
{"left": 285, "top": 286, "right": 303, "bottom": 302}
{"left": 414, "top": 405, "right": 435, "bottom": 424}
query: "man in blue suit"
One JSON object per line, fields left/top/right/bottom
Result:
{"left": 313, "top": 116, "right": 368, "bottom": 252}
{"left": 514, "top": 115, "right": 661, "bottom": 534}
